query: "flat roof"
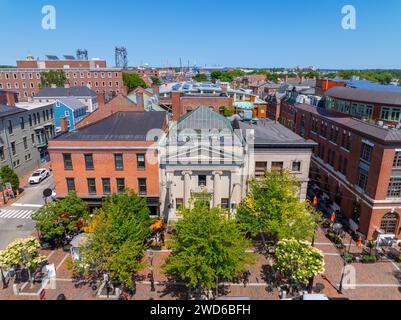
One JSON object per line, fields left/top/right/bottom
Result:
{"left": 236, "top": 118, "right": 316, "bottom": 148}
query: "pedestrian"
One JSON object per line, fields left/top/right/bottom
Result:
{"left": 243, "top": 270, "right": 250, "bottom": 287}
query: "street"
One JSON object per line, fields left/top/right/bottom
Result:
{"left": 0, "top": 173, "right": 54, "bottom": 249}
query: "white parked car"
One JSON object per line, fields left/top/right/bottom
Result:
{"left": 29, "top": 169, "right": 49, "bottom": 184}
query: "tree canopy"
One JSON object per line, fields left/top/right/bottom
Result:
{"left": 0, "top": 166, "right": 19, "bottom": 190}
{"left": 0, "top": 237, "right": 47, "bottom": 270}
{"left": 274, "top": 239, "right": 325, "bottom": 285}
{"left": 123, "top": 72, "right": 147, "bottom": 92}
{"left": 192, "top": 73, "right": 208, "bottom": 82}
{"left": 163, "top": 198, "right": 254, "bottom": 291}
{"left": 68, "top": 191, "right": 151, "bottom": 288}
{"left": 237, "top": 170, "right": 320, "bottom": 242}
{"left": 211, "top": 69, "right": 246, "bottom": 83}
{"left": 40, "top": 70, "right": 68, "bottom": 88}
{"left": 150, "top": 75, "right": 161, "bottom": 86}
{"left": 32, "top": 193, "right": 89, "bottom": 239}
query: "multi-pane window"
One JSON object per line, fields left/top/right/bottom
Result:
{"left": 387, "top": 177, "right": 401, "bottom": 197}
{"left": 20, "top": 117, "right": 25, "bottom": 130}
{"left": 116, "top": 178, "right": 125, "bottom": 193}
{"left": 360, "top": 143, "right": 373, "bottom": 164}
{"left": 11, "top": 142, "right": 16, "bottom": 155}
{"left": 292, "top": 161, "right": 301, "bottom": 172}
{"left": 380, "top": 213, "right": 399, "bottom": 234}
{"left": 23, "top": 137, "right": 28, "bottom": 150}
{"left": 8, "top": 120, "right": 12, "bottom": 134}
{"left": 138, "top": 178, "right": 147, "bottom": 195}
{"left": 0, "top": 147, "right": 4, "bottom": 161}
{"left": 114, "top": 154, "right": 123, "bottom": 170}
{"left": 393, "top": 152, "right": 401, "bottom": 168}
{"left": 66, "top": 178, "right": 75, "bottom": 193}
{"left": 221, "top": 198, "right": 230, "bottom": 209}
{"left": 341, "top": 131, "right": 351, "bottom": 150}
{"left": 255, "top": 162, "right": 267, "bottom": 177}
{"left": 84, "top": 154, "right": 94, "bottom": 170}
{"left": 137, "top": 154, "right": 145, "bottom": 169}
{"left": 63, "top": 153, "right": 73, "bottom": 170}
{"left": 87, "top": 178, "right": 97, "bottom": 195}
{"left": 102, "top": 178, "right": 111, "bottom": 194}
{"left": 271, "top": 162, "right": 284, "bottom": 171}
{"left": 356, "top": 168, "right": 369, "bottom": 190}
{"left": 380, "top": 107, "right": 401, "bottom": 122}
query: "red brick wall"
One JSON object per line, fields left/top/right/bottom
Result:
{"left": 48, "top": 140, "right": 160, "bottom": 199}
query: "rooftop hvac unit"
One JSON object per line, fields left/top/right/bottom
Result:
{"left": 377, "top": 121, "right": 384, "bottom": 127}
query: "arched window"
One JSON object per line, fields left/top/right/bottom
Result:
{"left": 380, "top": 212, "right": 399, "bottom": 234}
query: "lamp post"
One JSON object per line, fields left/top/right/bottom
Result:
{"left": 149, "top": 250, "right": 155, "bottom": 292}
{"left": 1, "top": 267, "right": 8, "bottom": 289}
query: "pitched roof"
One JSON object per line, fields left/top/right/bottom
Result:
{"left": 54, "top": 111, "right": 167, "bottom": 141}
{"left": 177, "top": 106, "right": 233, "bottom": 131}
{"left": 35, "top": 86, "right": 97, "bottom": 98}
{"left": 0, "top": 105, "right": 26, "bottom": 118}
{"left": 296, "top": 103, "right": 401, "bottom": 143}
{"left": 325, "top": 86, "right": 401, "bottom": 106}
{"left": 57, "top": 97, "right": 87, "bottom": 110}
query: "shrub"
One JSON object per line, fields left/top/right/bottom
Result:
{"left": 362, "top": 255, "right": 377, "bottom": 263}
{"left": 341, "top": 251, "right": 353, "bottom": 264}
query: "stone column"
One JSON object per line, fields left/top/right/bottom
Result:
{"left": 182, "top": 171, "right": 192, "bottom": 208}
{"left": 212, "top": 171, "right": 223, "bottom": 207}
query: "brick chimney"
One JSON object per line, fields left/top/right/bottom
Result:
{"left": 60, "top": 117, "right": 69, "bottom": 133}
{"left": 66, "top": 90, "right": 71, "bottom": 97}
{"left": 6, "top": 92, "right": 17, "bottom": 106}
{"left": 97, "top": 92, "right": 105, "bottom": 108}
{"left": 136, "top": 92, "right": 145, "bottom": 110}
{"left": 171, "top": 91, "right": 182, "bottom": 121}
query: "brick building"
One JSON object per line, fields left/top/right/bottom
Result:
{"left": 48, "top": 111, "right": 168, "bottom": 214}
{"left": 279, "top": 87, "right": 401, "bottom": 241}
{"left": 0, "top": 57, "right": 125, "bottom": 101}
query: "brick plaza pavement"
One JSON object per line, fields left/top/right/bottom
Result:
{"left": 0, "top": 228, "right": 400, "bottom": 300}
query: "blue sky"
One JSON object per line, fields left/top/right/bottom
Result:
{"left": 0, "top": 0, "right": 400, "bottom": 69}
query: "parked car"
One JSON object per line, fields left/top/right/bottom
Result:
{"left": 28, "top": 169, "right": 49, "bottom": 184}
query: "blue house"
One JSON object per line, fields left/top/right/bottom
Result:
{"left": 54, "top": 97, "right": 87, "bottom": 131}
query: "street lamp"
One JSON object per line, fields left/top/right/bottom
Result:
{"left": 148, "top": 250, "right": 155, "bottom": 292}
{"left": 1, "top": 267, "right": 8, "bottom": 289}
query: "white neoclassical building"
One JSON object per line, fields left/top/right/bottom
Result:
{"left": 158, "top": 107, "right": 316, "bottom": 222}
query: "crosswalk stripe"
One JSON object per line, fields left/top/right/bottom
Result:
{"left": 0, "top": 209, "right": 35, "bottom": 219}
{"left": 19, "top": 210, "right": 33, "bottom": 219}
{"left": 4, "top": 210, "right": 20, "bottom": 218}
{"left": 0, "top": 209, "right": 12, "bottom": 217}
{"left": 15, "top": 210, "right": 29, "bottom": 219}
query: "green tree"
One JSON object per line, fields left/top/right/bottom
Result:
{"left": 0, "top": 237, "right": 47, "bottom": 280}
{"left": 274, "top": 239, "right": 325, "bottom": 285}
{"left": 211, "top": 71, "right": 223, "bottom": 82}
{"left": 163, "top": 198, "right": 254, "bottom": 293}
{"left": 32, "top": 193, "right": 89, "bottom": 240}
{"left": 237, "top": 170, "right": 320, "bottom": 242}
{"left": 68, "top": 191, "right": 151, "bottom": 288}
{"left": 40, "top": 70, "right": 68, "bottom": 88}
{"left": 0, "top": 166, "right": 19, "bottom": 190}
{"left": 150, "top": 75, "right": 161, "bottom": 86}
{"left": 192, "top": 73, "right": 208, "bottom": 82}
{"left": 123, "top": 72, "right": 147, "bottom": 93}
